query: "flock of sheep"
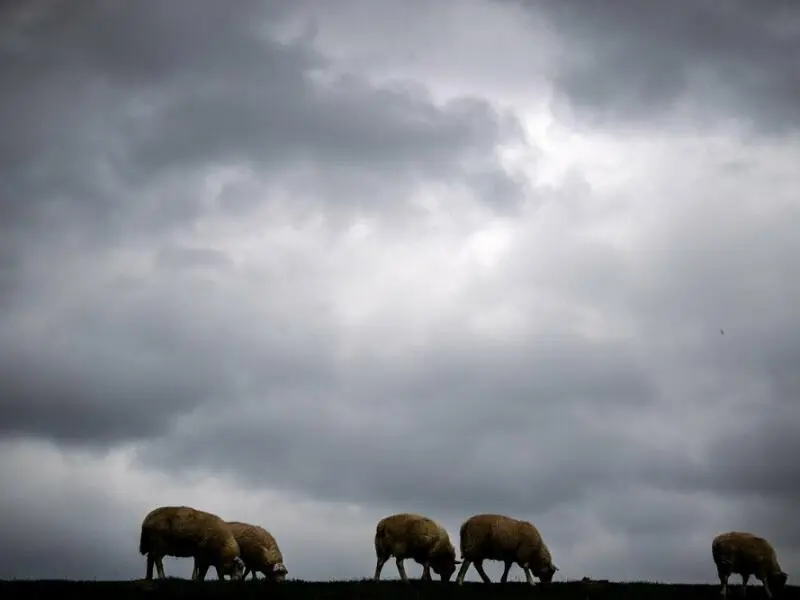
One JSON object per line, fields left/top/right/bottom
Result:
{"left": 139, "top": 505, "right": 790, "bottom": 598}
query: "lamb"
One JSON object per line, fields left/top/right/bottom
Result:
{"left": 193, "top": 521, "right": 288, "bottom": 582}
{"left": 138, "top": 505, "right": 245, "bottom": 581}
{"left": 712, "top": 531, "right": 788, "bottom": 598}
{"left": 373, "top": 513, "right": 461, "bottom": 582}
{"left": 455, "top": 513, "right": 558, "bottom": 586}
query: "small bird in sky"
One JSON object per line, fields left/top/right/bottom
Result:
{"left": 720, "top": 329, "right": 725, "bottom": 335}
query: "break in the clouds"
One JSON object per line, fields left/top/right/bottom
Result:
{"left": 1, "top": 0, "right": 799, "bottom": 585}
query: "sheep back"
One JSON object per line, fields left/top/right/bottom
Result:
{"left": 227, "top": 521, "right": 287, "bottom": 581}
{"left": 139, "top": 505, "right": 242, "bottom": 572}
{"left": 460, "top": 513, "right": 556, "bottom": 579}
{"left": 375, "top": 513, "right": 458, "bottom": 575}
{"left": 713, "top": 531, "right": 787, "bottom": 586}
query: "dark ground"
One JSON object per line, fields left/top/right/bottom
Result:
{"left": 0, "top": 579, "right": 797, "bottom": 600}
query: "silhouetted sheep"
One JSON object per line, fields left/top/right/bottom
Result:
{"left": 456, "top": 513, "right": 557, "bottom": 585}
{"left": 192, "top": 521, "right": 287, "bottom": 582}
{"left": 712, "top": 531, "right": 787, "bottom": 598}
{"left": 373, "top": 513, "right": 460, "bottom": 582}
{"left": 138, "top": 505, "right": 244, "bottom": 581}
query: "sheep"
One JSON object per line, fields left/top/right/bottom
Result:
{"left": 373, "top": 513, "right": 461, "bottom": 582}
{"left": 712, "top": 531, "right": 788, "bottom": 598}
{"left": 138, "top": 505, "right": 245, "bottom": 581}
{"left": 455, "top": 513, "right": 558, "bottom": 586}
{"left": 192, "top": 521, "right": 288, "bottom": 582}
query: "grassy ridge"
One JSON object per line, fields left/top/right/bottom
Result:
{"left": 0, "top": 579, "right": 796, "bottom": 600}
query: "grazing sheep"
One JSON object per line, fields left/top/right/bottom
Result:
{"left": 138, "top": 505, "right": 245, "bottom": 581}
{"left": 456, "top": 513, "right": 557, "bottom": 586}
{"left": 373, "top": 513, "right": 461, "bottom": 582}
{"left": 193, "top": 521, "right": 288, "bottom": 582}
{"left": 712, "top": 531, "right": 788, "bottom": 598}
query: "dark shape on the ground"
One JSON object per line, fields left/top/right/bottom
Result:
{"left": 0, "top": 579, "right": 797, "bottom": 600}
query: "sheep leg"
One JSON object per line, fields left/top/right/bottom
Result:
{"left": 373, "top": 556, "right": 388, "bottom": 580}
{"left": 196, "top": 564, "right": 210, "bottom": 581}
{"left": 155, "top": 557, "right": 166, "bottom": 579}
{"left": 421, "top": 562, "right": 432, "bottom": 581}
{"left": 214, "top": 565, "right": 225, "bottom": 580}
{"left": 395, "top": 557, "right": 409, "bottom": 582}
{"left": 718, "top": 571, "right": 729, "bottom": 598}
{"left": 456, "top": 560, "right": 471, "bottom": 585}
{"left": 500, "top": 561, "right": 512, "bottom": 583}
{"left": 474, "top": 560, "right": 492, "bottom": 583}
{"left": 741, "top": 574, "right": 749, "bottom": 597}
{"left": 145, "top": 555, "right": 155, "bottom": 580}
{"left": 523, "top": 565, "right": 535, "bottom": 585}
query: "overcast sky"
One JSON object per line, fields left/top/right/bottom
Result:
{"left": 1, "top": 0, "right": 799, "bottom": 585}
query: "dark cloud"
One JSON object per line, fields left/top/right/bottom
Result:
{"left": 623, "top": 200, "right": 800, "bottom": 526}
{"left": 0, "top": 0, "right": 524, "bottom": 442}
{"left": 0, "top": 258, "right": 342, "bottom": 446}
{"left": 0, "top": 482, "right": 135, "bottom": 580}
{"left": 577, "top": 489, "right": 724, "bottom": 583}
{"left": 154, "top": 245, "right": 235, "bottom": 271}
{"left": 137, "top": 326, "right": 660, "bottom": 515}
{"left": 501, "top": 0, "right": 800, "bottom": 135}
{"left": 0, "top": 0, "right": 525, "bottom": 263}
{"left": 709, "top": 408, "right": 800, "bottom": 501}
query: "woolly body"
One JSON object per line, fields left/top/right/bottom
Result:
{"left": 456, "top": 513, "right": 557, "bottom": 586}
{"left": 138, "top": 505, "right": 244, "bottom": 581}
{"left": 224, "top": 521, "right": 287, "bottom": 581}
{"left": 712, "top": 531, "right": 788, "bottom": 598}
{"left": 373, "top": 513, "right": 460, "bottom": 582}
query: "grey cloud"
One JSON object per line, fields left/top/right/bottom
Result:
{"left": 689, "top": 402, "right": 800, "bottom": 548}
{"left": 154, "top": 246, "right": 234, "bottom": 271}
{"left": 1, "top": 0, "right": 525, "bottom": 263}
{"left": 0, "top": 262, "right": 341, "bottom": 446}
{"left": 0, "top": 315, "right": 224, "bottom": 446}
{"left": 581, "top": 497, "right": 722, "bottom": 583}
{"left": 136, "top": 328, "right": 668, "bottom": 517}
{"left": 0, "top": 0, "right": 525, "bottom": 440}
{"left": 0, "top": 490, "right": 136, "bottom": 580}
{"left": 500, "top": 0, "right": 800, "bottom": 134}
{"left": 470, "top": 176, "right": 800, "bottom": 568}
{"left": 127, "top": 76, "right": 519, "bottom": 185}
{"left": 709, "top": 408, "right": 800, "bottom": 501}
{"left": 3, "top": 184, "right": 799, "bottom": 582}
{"left": 3, "top": 0, "right": 287, "bottom": 86}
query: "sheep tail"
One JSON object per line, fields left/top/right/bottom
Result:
{"left": 139, "top": 528, "right": 149, "bottom": 555}
{"left": 374, "top": 521, "right": 387, "bottom": 549}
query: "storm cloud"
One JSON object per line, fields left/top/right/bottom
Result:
{"left": 0, "top": 0, "right": 798, "bottom": 585}
{"left": 508, "top": 0, "right": 800, "bottom": 134}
